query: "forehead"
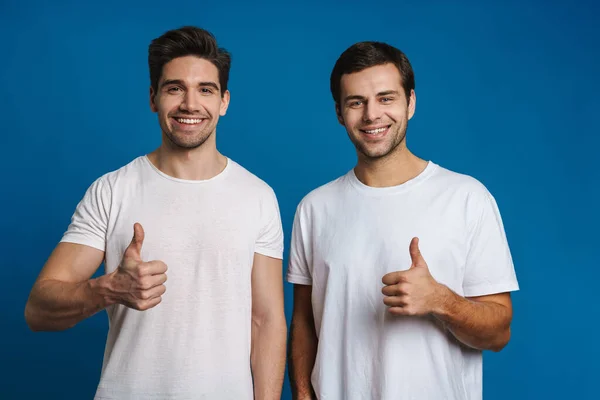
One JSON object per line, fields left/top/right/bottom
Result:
{"left": 160, "top": 55, "right": 219, "bottom": 85}
{"left": 340, "top": 63, "right": 403, "bottom": 96}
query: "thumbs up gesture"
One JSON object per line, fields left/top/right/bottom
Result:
{"left": 107, "top": 223, "right": 168, "bottom": 311}
{"left": 381, "top": 237, "right": 443, "bottom": 316}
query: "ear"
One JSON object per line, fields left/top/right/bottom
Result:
{"left": 220, "top": 90, "right": 230, "bottom": 116}
{"left": 335, "top": 103, "right": 345, "bottom": 126}
{"left": 149, "top": 86, "right": 158, "bottom": 113}
{"left": 407, "top": 89, "right": 416, "bottom": 120}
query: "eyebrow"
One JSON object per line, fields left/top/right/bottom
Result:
{"left": 343, "top": 90, "right": 400, "bottom": 103}
{"left": 161, "top": 79, "right": 220, "bottom": 91}
{"left": 377, "top": 90, "right": 400, "bottom": 97}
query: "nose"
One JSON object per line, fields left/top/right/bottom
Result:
{"left": 362, "top": 101, "right": 383, "bottom": 123}
{"left": 179, "top": 90, "right": 201, "bottom": 112}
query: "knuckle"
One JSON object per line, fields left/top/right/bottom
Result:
{"left": 139, "top": 277, "right": 150, "bottom": 290}
{"left": 136, "top": 266, "right": 146, "bottom": 278}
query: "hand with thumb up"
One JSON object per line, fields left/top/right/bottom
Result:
{"left": 381, "top": 237, "right": 445, "bottom": 317}
{"left": 104, "top": 223, "right": 168, "bottom": 311}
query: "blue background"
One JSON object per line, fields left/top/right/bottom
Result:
{"left": 1, "top": 0, "right": 598, "bottom": 398}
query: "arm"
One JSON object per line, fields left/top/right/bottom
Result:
{"left": 250, "top": 253, "right": 287, "bottom": 400}
{"left": 434, "top": 291, "right": 512, "bottom": 352}
{"left": 25, "top": 223, "right": 167, "bottom": 331}
{"left": 382, "top": 237, "right": 514, "bottom": 352}
{"left": 288, "top": 284, "right": 318, "bottom": 400}
{"left": 25, "top": 242, "right": 108, "bottom": 331}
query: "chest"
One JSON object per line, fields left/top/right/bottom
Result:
{"left": 310, "top": 195, "right": 469, "bottom": 295}
{"left": 103, "top": 185, "right": 259, "bottom": 272}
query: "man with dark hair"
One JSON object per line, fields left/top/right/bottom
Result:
{"left": 25, "top": 26, "right": 287, "bottom": 400}
{"left": 287, "top": 41, "right": 519, "bottom": 400}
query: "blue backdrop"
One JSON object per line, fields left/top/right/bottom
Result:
{"left": 1, "top": 0, "right": 598, "bottom": 398}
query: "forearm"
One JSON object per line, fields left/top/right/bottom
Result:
{"left": 251, "top": 314, "right": 287, "bottom": 400}
{"left": 289, "top": 318, "right": 318, "bottom": 400}
{"left": 434, "top": 286, "right": 512, "bottom": 351}
{"left": 25, "top": 277, "right": 111, "bottom": 331}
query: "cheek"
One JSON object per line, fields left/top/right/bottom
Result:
{"left": 389, "top": 107, "right": 408, "bottom": 122}
{"left": 156, "top": 100, "right": 175, "bottom": 118}
{"left": 343, "top": 111, "right": 361, "bottom": 129}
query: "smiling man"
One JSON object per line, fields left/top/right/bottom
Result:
{"left": 25, "top": 27, "right": 287, "bottom": 400}
{"left": 287, "top": 42, "right": 519, "bottom": 400}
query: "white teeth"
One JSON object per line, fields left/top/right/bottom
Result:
{"left": 176, "top": 118, "right": 203, "bottom": 124}
{"left": 364, "top": 127, "right": 387, "bottom": 134}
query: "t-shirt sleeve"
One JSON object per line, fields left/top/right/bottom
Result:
{"left": 463, "top": 190, "right": 519, "bottom": 297}
{"left": 60, "top": 177, "right": 110, "bottom": 252}
{"left": 254, "top": 188, "right": 284, "bottom": 259}
{"left": 286, "top": 203, "right": 313, "bottom": 285}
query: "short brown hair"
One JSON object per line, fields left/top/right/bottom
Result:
{"left": 330, "top": 41, "right": 415, "bottom": 105}
{"left": 148, "top": 26, "right": 231, "bottom": 96}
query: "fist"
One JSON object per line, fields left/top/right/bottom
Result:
{"left": 381, "top": 237, "right": 444, "bottom": 316}
{"left": 109, "top": 223, "right": 168, "bottom": 310}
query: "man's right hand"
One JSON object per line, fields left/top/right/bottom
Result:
{"left": 100, "top": 222, "right": 167, "bottom": 310}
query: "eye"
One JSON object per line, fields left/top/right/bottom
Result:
{"left": 349, "top": 100, "right": 363, "bottom": 108}
{"left": 200, "top": 87, "right": 214, "bottom": 94}
{"left": 380, "top": 97, "right": 394, "bottom": 103}
{"left": 167, "top": 86, "right": 182, "bottom": 93}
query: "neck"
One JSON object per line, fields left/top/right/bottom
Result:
{"left": 147, "top": 133, "right": 227, "bottom": 180}
{"left": 354, "top": 144, "right": 428, "bottom": 188}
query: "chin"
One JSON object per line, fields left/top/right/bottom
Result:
{"left": 167, "top": 133, "right": 212, "bottom": 149}
{"left": 354, "top": 142, "right": 391, "bottom": 159}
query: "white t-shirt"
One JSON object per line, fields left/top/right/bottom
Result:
{"left": 287, "top": 161, "right": 519, "bottom": 400}
{"left": 61, "top": 156, "right": 283, "bottom": 400}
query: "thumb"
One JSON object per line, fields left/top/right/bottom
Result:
{"left": 125, "top": 222, "right": 145, "bottom": 260}
{"left": 409, "top": 237, "right": 426, "bottom": 268}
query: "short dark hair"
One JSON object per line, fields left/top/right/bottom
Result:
{"left": 148, "top": 26, "right": 231, "bottom": 96}
{"left": 330, "top": 41, "right": 415, "bottom": 105}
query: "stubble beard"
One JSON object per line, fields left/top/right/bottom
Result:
{"left": 351, "top": 121, "right": 408, "bottom": 162}
{"left": 161, "top": 117, "right": 215, "bottom": 150}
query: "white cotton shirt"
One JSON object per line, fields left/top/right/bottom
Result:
{"left": 287, "top": 161, "right": 519, "bottom": 400}
{"left": 61, "top": 156, "right": 283, "bottom": 400}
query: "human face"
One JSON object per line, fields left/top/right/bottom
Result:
{"left": 337, "top": 63, "right": 416, "bottom": 161}
{"left": 150, "top": 56, "right": 230, "bottom": 149}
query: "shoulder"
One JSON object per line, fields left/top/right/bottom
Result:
{"left": 428, "top": 163, "right": 503, "bottom": 227}
{"left": 225, "top": 158, "right": 278, "bottom": 199}
{"left": 429, "top": 163, "right": 494, "bottom": 202}
{"left": 94, "top": 156, "right": 148, "bottom": 189}
{"left": 295, "top": 172, "right": 351, "bottom": 215}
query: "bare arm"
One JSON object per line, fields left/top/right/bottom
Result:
{"left": 382, "top": 237, "right": 514, "bottom": 352}
{"left": 289, "top": 284, "right": 318, "bottom": 400}
{"left": 25, "top": 242, "right": 108, "bottom": 331}
{"left": 434, "top": 291, "right": 513, "bottom": 352}
{"left": 25, "top": 223, "right": 167, "bottom": 331}
{"left": 250, "top": 253, "right": 287, "bottom": 400}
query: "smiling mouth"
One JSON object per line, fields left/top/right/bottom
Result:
{"left": 173, "top": 117, "right": 205, "bottom": 125}
{"left": 359, "top": 125, "right": 391, "bottom": 136}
